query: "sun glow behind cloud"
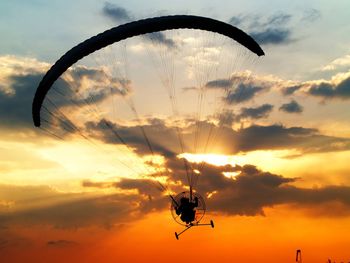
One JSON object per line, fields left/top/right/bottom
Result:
{"left": 180, "top": 149, "right": 301, "bottom": 168}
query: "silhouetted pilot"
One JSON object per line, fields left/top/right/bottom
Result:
{"left": 175, "top": 196, "right": 198, "bottom": 224}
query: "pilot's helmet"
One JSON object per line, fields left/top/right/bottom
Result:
{"left": 180, "top": 197, "right": 189, "bottom": 204}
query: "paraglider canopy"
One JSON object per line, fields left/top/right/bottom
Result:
{"left": 32, "top": 15, "right": 264, "bottom": 127}
{"left": 31, "top": 15, "right": 264, "bottom": 239}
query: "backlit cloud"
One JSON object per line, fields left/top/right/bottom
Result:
{"left": 281, "top": 71, "right": 350, "bottom": 100}
{"left": 321, "top": 54, "right": 350, "bottom": 72}
{"left": 0, "top": 56, "right": 130, "bottom": 133}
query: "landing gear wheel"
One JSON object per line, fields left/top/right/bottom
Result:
{"left": 175, "top": 232, "right": 179, "bottom": 240}
{"left": 210, "top": 220, "right": 214, "bottom": 228}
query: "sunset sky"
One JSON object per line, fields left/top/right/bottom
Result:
{"left": 1, "top": 1, "right": 350, "bottom": 262}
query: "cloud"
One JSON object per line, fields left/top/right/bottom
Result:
{"left": 301, "top": 8, "right": 321, "bottom": 22}
{"left": 101, "top": 2, "right": 175, "bottom": 48}
{"left": 308, "top": 78, "right": 350, "bottom": 99}
{"left": 251, "top": 28, "right": 291, "bottom": 45}
{"left": 47, "top": 240, "right": 77, "bottom": 247}
{"left": 0, "top": 181, "right": 170, "bottom": 230}
{"left": 0, "top": 184, "right": 147, "bottom": 229}
{"left": 230, "top": 10, "right": 320, "bottom": 46}
{"left": 206, "top": 69, "right": 350, "bottom": 103}
{"left": 0, "top": 56, "right": 129, "bottom": 133}
{"left": 156, "top": 158, "right": 350, "bottom": 217}
{"left": 114, "top": 178, "right": 164, "bottom": 196}
{"left": 321, "top": 54, "right": 350, "bottom": 72}
{"left": 233, "top": 124, "right": 350, "bottom": 154}
{"left": 3, "top": 154, "right": 350, "bottom": 231}
{"left": 0, "top": 73, "right": 42, "bottom": 128}
{"left": 280, "top": 71, "right": 350, "bottom": 101}
{"left": 306, "top": 72, "right": 350, "bottom": 100}
{"left": 81, "top": 158, "right": 350, "bottom": 216}
{"left": 229, "top": 13, "right": 293, "bottom": 45}
{"left": 279, "top": 100, "right": 303, "bottom": 113}
{"left": 84, "top": 111, "right": 350, "bottom": 158}
{"left": 182, "top": 86, "right": 198, "bottom": 92}
{"left": 83, "top": 177, "right": 166, "bottom": 197}
{"left": 0, "top": 236, "right": 31, "bottom": 250}
{"left": 147, "top": 32, "right": 176, "bottom": 48}
{"left": 215, "top": 110, "right": 237, "bottom": 127}
{"left": 198, "top": 164, "right": 350, "bottom": 216}
{"left": 206, "top": 79, "right": 232, "bottom": 88}
{"left": 225, "top": 83, "right": 266, "bottom": 104}
{"left": 281, "top": 84, "right": 303, "bottom": 95}
{"left": 102, "top": 2, "right": 132, "bottom": 23}
{"left": 239, "top": 104, "right": 274, "bottom": 119}
{"left": 216, "top": 104, "right": 273, "bottom": 127}
{"left": 206, "top": 73, "right": 273, "bottom": 104}
{"left": 84, "top": 118, "right": 178, "bottom": 158}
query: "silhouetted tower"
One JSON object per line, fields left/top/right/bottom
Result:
{"left": 296, "top": 249, "right": 302, "bottom": 263}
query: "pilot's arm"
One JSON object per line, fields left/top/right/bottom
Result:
{"left": 194, "top": 197, "right": 198, "bottom": 207}
{"left": 175, "top": 205, "right": 182, "bottom": 215}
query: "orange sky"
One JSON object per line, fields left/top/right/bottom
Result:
{"left": 2, "top": 209, "right": 350, "bottom": 263}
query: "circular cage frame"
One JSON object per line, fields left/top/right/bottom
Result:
{"left": 170, "top": 191, "right": 206, "bottom": 226}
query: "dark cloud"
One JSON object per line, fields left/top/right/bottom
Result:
{"left": 206, "top": 79, "right": 232, "bottom": 88}
{"left": 147, "top": 32, "right": 176, "bottom": 48}
{"left": 250, "top": 28, "right": 291, "bottom": 45}
{"left": 83, "top": 178, "right": 166, "bottom": 197}
{"left": 115, "top": 178, "right": 165, "bottom": 196}
{"left": 85, "top": 117, "right": 231, "bottom": 157}
{"left": 85, "top": 114, "right": 350, "bottom": 158}
{"left": 307, "top": 77, "right": 350, "bottom": 99}
{"left": 215, "top": 104, "right": 273, "bottom": 126}
{"left": 216, "top": 110, "right": 236, "bottom": 127}
{"left": 206, "top": 76, "right": 269, "bottom": 105}
{"left": 0, "top": 66, "right": 128, "bottom": 132}
{"left": 0, "top": 236, "right": 31, "bottom": 250}
{"left": 158, "top": 158, "right": 350, "bottom": 216}
{"left": 50, "top": 67, "right": 130, "bottom": 106}
{"left": 280, "top": 73, "right": 350, "bottom": 101}
{"left": 0, "top": 73, "right": 41, "bottom": 128}
{"left": 233, "top": 124, "right": 350, "bottom": 154}
{"left": 198, "top": 164, "right": 350, "bottom": 216}
{"left": 85, "top": 118, "right": 178, "bottom": 158}
{"left": 279, "top": 100, "right": 303, "bottom": 113}
{"left": 228, "top": 16, "right": 244, "bottom": 26}
{"left": 225, "top": 83, "right": 266, "bottom": 104}
{"left": 102, "top": 2, "right": 175, "bottom": 48}
{"left": 239, "top": 104, "right": 274, "bottom": 119}
{"left": 3, "top": 155, "right": 350, "bottom": 231}
{"left": 102, "top": 2, "right": 132, "bottom": 23}
{"left": 81, "top": 180, "right": 114, "bottom": 189}
{"left": 229, "top": 13, "right": 293, "bottom": 45}
{"left": 182, "top": 86, "right": 198, "bottom": 92}
{"left": 282, "top": 84, "right": 303, "bottom": 95}
{"left": 0, "top": 191, "right": 139, "bottom": 229}
{"left": 47, "top": 240, "right": 77, "bottom": 247}
{"left": 0, "top": 182, "right": 168, "bottom": 230}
